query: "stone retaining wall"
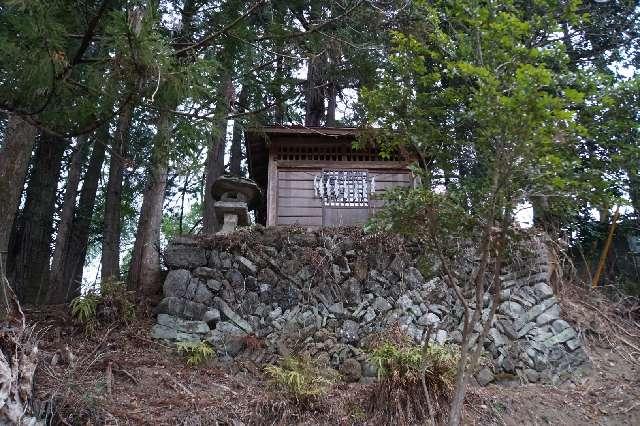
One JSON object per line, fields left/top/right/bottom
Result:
{"left": 152, "top": 227, "right": 588, "bottom": 385}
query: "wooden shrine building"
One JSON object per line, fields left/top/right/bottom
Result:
{"left": 246, "top": 126, "right": 415, "bottom": 227}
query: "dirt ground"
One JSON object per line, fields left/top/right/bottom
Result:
{"left": 29, "top": 283, "right": 640, "bottom": 425}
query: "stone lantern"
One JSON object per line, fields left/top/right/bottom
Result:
{"left": 211, "top": 175, "right": 261, "bottom": 234}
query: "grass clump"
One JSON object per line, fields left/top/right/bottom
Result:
{"left": 70, "top": 280, "right": 135, "bottom": 332}
{"left": 367, "top": 341, "right": 460, "bottom": 424}
{"left": 264, "top": 356, "right": 337, "bottom": 403}
{"left": 176, "top": 341, "right": 215, "bottom": 366}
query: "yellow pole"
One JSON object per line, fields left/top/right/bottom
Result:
{"left": 592, "top": 205, "right": 621, "bottom": 288}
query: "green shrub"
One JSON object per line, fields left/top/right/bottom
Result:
{"left": 264, "top": 356, "right": 336, "bottom": 402}
{"left": 70, "top": 293, "right": 100, "bottom": 326}
{"left": 176, "top": 341, "right": 215, "bottom": 366}
{"left": 100, "top": 279, "right": 136, "bottom": 323}
{"left": 69, "top": 280, "right": 135, "bottom": 332}
{"left": 367, "top": 341, "right": 460, "bottom": 424}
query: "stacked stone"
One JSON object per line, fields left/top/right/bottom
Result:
{"left": 151, "top": 229, "right": 587, "bottom": 385}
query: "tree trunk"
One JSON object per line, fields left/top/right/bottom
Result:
{"left": 127, "top": 108, "right": 171, "bottom": 301}
{"left": 8, "top": 133, "right": 66, "bottom": 305}
{"left": 229, "top": 86, "right": 248, "bottom": 176}
{"left": 202, "top": 77, "right": 234, "bottom": 234}
{"left": 0, "top": 115, "right": 37, "bottom": 260}
{"left": 47, "top": 130, "right": 107, "bottom": 303}
{"left": 49, "top": 137, "right": 90, "bottom": 302}
{"left": 627, "top": 166, "right": 640, "bottom": 226}
{"left": 304, "top": 51, "right": 326, "bottom": 127}
{"left": 101, "top": 102, "right": 134, "bottom": 282}
{"left": 326, "top": 80, "right": 337, "bottom": 127}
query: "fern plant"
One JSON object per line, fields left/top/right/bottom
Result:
{"left": 366, "top": 341, "right": 460, "bottom": 423}
{"left": 100, "top": 279, "right": 136, "bottom": 322}
{"left": 264, "top": 356, "right": 336, "bottom": 401}
{"left": 176, "top": 341, "right": 215, "bottom": 366}
{"left": 70, "top": 293, "right": 100, "bottom": 325}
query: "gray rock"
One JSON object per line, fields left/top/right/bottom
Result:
{"left": 182, "top": 300, "right": 209, "bottom": 320}
{"left": 404, "top": 324, "right": 423, "bottom": 342}
{"left": 369, "top": 269, "right": 389, "bottom": 285}
{"left": 524, "top": 368, "right": 540, "bottom": 382}
{"left": 489, "top": 328, "right": 506, "bottom": 347}
{"left": 408, "top": 305, "right": 422, "bottom": 317}
{"left": 329, "top": 302, "right": 345, "bottom": 316}
{"left": 236, "top": 256, "right": 257, "bottom": 275}
{"left": 403, "top": 267, "right": 424, "bottom": 288}
{"left": 498, "top": 301, "right": 524, "bottom": 319}
{"left": 151, "top": 324, "right": 203, "bottom": 342}
{"left": 207, "top": 321, "right": 247, "bottom": 356}
{"left": 476, "top": 367, "right": 495, "bottom": 386}
{"left": 551, "top": 319, "right": 571, "bottom": 333}
{"left": 206, "top": 279, "right": 223, "bottom": 292}
{"left": 269, "top": 307, "right": 283, "bottom": 320}
{"left": 543, "top": 327, "right": 576, "bottom": 347}
{"left": 417, "top": 312, "right": 440, "bottom": 327}
{"left": 343, "top": 278, "right": 362, "bottom": 304}
{"left": 193, "top": 266, "right": 216, "bottom": 279}
{"left": 165, "top": 244, "right": 207, "bottom": 269}
{"left": 428, "top": 304, "right": 446, "bottom": 316}
{"left": 513, "top": 298, "right": 557, "bottom": 330}
{"left": 164, "top": 269, "right": 191, "bottom": 298}
{"left": 203, "top": 309, "right": 221, "bottom": 326}
{"left": 363, "top": 308, "right": 376, "bottom": 323}
{"left": 435, "top": 330, "right": 447, "bottom": 345}
{"left": 566, "top": 338, "right": 581, "bottom": 351}
{"left": 498, "top": 319, "right": 518, "bottom": 340}
{"left": 340, "top": 358, "right": 362, "bottom": 382}
{"left": 372, "top": 296, "right": 392, "bottom": 312}
{"left": 361, "top": 361, "right": 378, "bottom": 378}
{"left": 396, "top": 294, "right": 413, "bottom": 310}
{"left": 501, "top": 356, "right": 516, "bottom": 373}
{"left": 517, "top": 322, "right": 538, "bottom": 338}
{"left": 192, "top": 282, "right": 214, "bottom": 304}
{"left": 339, "top": 320, "right": 359, "bottom": 343}
{"left": 450, "top": 330, "right": 463, "bottom": 344}
{"left": 533, "top": 282, "right": 554, "bottom": 300}
{"left": 536, "top": 304, "right": 560, "bottom": 326}
{"left": 259, "top": 283, "right": 271, "bottom": 294}
{"left": 155, "top": 296, "right": 186, "bottom": 317}
{"left": 157, "top": 314, "right": 210, "bottom": 335}
{"left": 227, "top": 269, "right": 244, "bottom": 286}
{"left": 215, "top": 297, "right": 253, "bottom": 333}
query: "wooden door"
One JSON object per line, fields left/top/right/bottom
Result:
{"left": 319, "top": 169, "right": 371, "bottom": 227}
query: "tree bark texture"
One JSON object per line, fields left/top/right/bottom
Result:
{"left": 49, "top": 137, "right": 90, "bottom": 302}
{"left": 202, "top": 76, "right": 234, "bottom": 234}
{"left": 304, "top": 51, "right": 326, "bottom": 127}
{"left": 325, "top": 80, "right": 337, "bottom": 127}
{"left": 101, "top": 102, "right": 134, "bottom": 282}
{"left": 47, "top": 130, "right": 107, "bottom": 304}
{"left": 127, "top": 108, "right": 171, "bottom": 301}
{"left": 0, "top": 115, "right": 37, "bottom": 260}
{"left": 229, "top": 85, "right": 248, "bottom": 176}
{"left": 8, "top": 133, "right": 66, "bottom": 305}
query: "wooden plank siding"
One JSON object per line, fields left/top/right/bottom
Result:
{"left": 274, "top": 166, "right": 413, "bottom": 227}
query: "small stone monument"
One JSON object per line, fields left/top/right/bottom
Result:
{"left": 211, "top": 175, "right": 261, "bottom": 234}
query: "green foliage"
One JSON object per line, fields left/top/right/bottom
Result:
{"left": 100, "top": 279, "right": 136, "bottom": 323}
{"left": 70, "top": 280, "right": 135, "bottom": 332}
{"left": 366, "top": 341, "right": 460, "bottom": 423}
{"left": 264, "top": 356, "right": 336, "bottom": 402}
{"left": 70, "top": 293, "right": 100, "bottom": 326}
{"left": 370, "top": 341, "right": 459, "bottom": 387}
{"left": 176, "top": 341, "right": 215, "bottom": 366}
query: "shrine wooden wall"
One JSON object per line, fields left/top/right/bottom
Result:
{"left": 268, "top": 161, "right": 414, "bottom": 227}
